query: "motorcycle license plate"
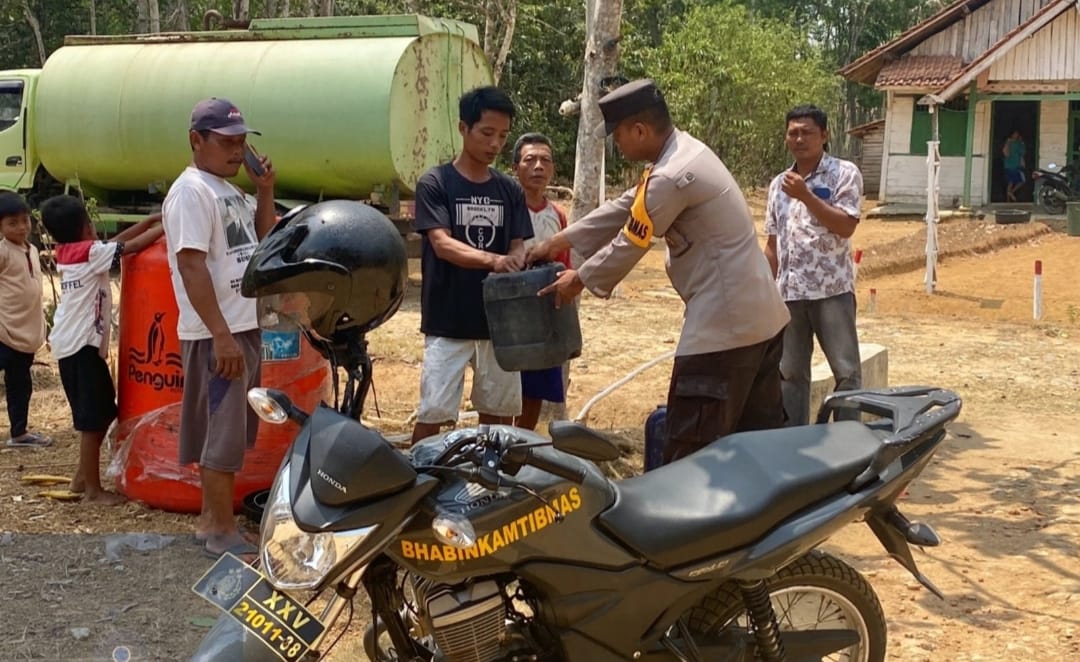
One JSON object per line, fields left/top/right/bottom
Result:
{"left": 192, "top": 552, "right": 325, "bottom": 662}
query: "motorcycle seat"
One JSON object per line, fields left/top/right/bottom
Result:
{"left": 597, "top": 422, "right": 882, "bottom": 569}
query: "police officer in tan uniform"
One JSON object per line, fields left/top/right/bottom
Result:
{"left": 527, "top": 79, "right": 790, "bottom": 463}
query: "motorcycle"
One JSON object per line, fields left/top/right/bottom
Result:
{"left": 190, "top": 326, "right": 962, "bottom": 662}
{"left": 1032, "top": 161, "right": 1079, "bottom": 215}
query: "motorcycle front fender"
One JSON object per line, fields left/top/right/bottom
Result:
{"left": 190, "top": 612, "right": 284, "bottom": 662}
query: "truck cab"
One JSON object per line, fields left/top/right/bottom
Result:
{"left": 0, "top": 70, "right": 40, "bottom": 196}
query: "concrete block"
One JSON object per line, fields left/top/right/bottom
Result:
{"left": 809, "top": 343, "right": 888, "bottom": 420}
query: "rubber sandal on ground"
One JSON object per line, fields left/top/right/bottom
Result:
{"left": 6, "top": 433, "right": 53, "bottom": 448}
{"left": 202, "top": 540, "right": 258, "bottom": 560}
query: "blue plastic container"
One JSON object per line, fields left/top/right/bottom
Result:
{"left": 644, "top": 405, "right": 668, "bottom": 472}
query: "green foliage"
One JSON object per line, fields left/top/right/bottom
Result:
{"left": 0, "top": 0, "right": 947, "bottom": 189}
{"left": 638, "top": 2, "right": 839, "bottom": 184}
{"left": 737, "top": 0, "right": 949, "bottom": 151}
{"left": 497, "top": 2, "right": 585, "bottom": 178}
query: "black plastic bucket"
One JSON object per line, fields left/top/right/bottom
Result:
{"left": 482, "top": 263, "right": 583, "bottom": 372}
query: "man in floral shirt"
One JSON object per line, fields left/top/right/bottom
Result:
{"left": 764, "top": 105, "right": 863, "bottom": 426}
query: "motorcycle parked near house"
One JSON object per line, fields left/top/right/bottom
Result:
{"left": 1032, "top": 161, "right": 1079, "bottom": 214}
{"left": 190, "top": 201, "right": 963, "bottom": 662}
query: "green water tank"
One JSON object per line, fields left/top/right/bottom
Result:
{"left": 34, "top": 15, "right": 492, "bottom": 199}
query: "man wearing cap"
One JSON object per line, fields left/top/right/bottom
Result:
{"left": 527, "top": 79, "right": 789, "bottom": 464}
{"left": 162, "top": 98, "right": 276, "bottom": 560}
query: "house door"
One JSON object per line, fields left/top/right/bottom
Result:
{"left": 988, "top": 100, "right": 1039, "bottom": 203}
{"left": 1069, "top": 102, "right": 1080, "bottom": 165}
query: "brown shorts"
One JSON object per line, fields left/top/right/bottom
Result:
{"left": 178, "top": 329, "right": 262, "bottom": 472}
{"left": 663, "top": 330, "right": 786, "bottom": 464}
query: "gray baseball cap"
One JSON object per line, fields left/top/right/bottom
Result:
{"left": 190, "top": 98, "right": 261, "bottom": 135}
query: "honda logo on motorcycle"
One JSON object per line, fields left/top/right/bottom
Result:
{"left": 317, "top": 468, "right": 347, "bottom": 494}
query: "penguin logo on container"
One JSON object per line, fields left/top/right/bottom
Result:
{"left": 128, "top": 312, "right": 181, "bottom": 369}
{"left": 127, "top": 312, "right": 184, "bottom": 391}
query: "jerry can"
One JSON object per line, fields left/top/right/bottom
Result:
{"left": 644, "top": 405, "right": 668, "bottom": 472}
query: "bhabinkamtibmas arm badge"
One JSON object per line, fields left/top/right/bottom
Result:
{"left": 623, "top": 166, "right": 654, "bottom": 249}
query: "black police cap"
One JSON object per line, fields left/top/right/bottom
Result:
{"left": 599, "top": 79, "right": 667, "bottom": 135}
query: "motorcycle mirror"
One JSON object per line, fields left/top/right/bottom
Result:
{"left": 247, "top": 387, "right": 292, "bottom": 425}
{"left": 548, "top": 421, "right": 621, "bottom": 462}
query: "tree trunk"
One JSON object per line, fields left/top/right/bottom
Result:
{"left": 306, "top": 0, "right": 317, "bottom": 17}
{"left": 235, "top": 0, "right": 250, "bottom": 21}
{"left": 482, "top": 0, "right": 493, "bottom": 56}
{"left": 490, "top": 0, "right": 517, "bottom": 84}
{"left": 174, "top": 0, "right": 189, "bottom": 30}
{"left": 570, "top": 0, "right": 623, "bottom": 223}
{"left": 22, "top": 0, "right": 46, "bottom": 64}
{"left": 136, "top": 0, "right": 149, "bottom": 33}
{"left": 149, "top": 0, "right": 161, "bottom": 32}
{"left": 318, "top": 0, "right": 333, "bottom": 16}
{"left": 88, "top": 0, "right": 97, "bottom": 35}
{"left": 282, "top": 0, "right": 291, "bottom": 17}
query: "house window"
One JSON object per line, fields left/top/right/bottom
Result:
{"left": 910, "top": 98, "right": 969, "bottom": 156}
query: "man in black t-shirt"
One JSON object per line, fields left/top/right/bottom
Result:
{"left": 410, "top": 86, "right": 533, "bottom": 445}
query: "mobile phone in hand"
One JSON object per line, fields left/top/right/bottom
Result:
{"left": 244, "top": 143, "right": 265, "bottom": 177}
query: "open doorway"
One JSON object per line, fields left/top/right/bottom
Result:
{"left": 988, "top": 100, "right": 1039, "bottom": 203}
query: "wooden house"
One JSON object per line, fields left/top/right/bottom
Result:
{"left": 840, "top": 0, "right": 1080, "bottom": 207}
{"left": 848, "top": 119, "right": 886, "bottom": 198}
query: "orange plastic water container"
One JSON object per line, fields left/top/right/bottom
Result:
{"left": 114, "top": 239, "right": 332, "bottom": 513}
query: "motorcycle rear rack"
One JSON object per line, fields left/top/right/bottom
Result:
{"left": 815, "top": 386, "right": 963, "bottom": 490}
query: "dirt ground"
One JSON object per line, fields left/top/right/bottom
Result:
{"left": 1, "top": 200, "right": 1079, "bottom": 661}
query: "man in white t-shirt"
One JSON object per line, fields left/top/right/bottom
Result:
{"left": 511, "top": 133, "right": 573, "bottom": 430}
{"left": 162, "top": 98, "right": 276, "bottom": 560}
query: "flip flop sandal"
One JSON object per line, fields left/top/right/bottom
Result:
{"left": 202, "top": 540, "right": 258, "bottom": 561}
{"left": 192, "top": 529, "right": 258, "bottom": 546}
{"left": 6, "top": 433, "right": 54, "bottom": 448}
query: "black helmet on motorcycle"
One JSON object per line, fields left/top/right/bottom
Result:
{"left": 241, "top": 200, "right": 408, "bottom": 344}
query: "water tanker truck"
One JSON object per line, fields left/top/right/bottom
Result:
{"left": 0, "top": 14, "right": 492, "bottom": 233}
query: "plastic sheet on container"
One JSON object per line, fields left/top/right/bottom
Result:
{"left": 108, "top": 347, "right": 331, "bottom": 514}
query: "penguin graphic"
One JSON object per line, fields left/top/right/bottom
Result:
{"left": 148, "top": 312, "right": 167, "bottom": 365}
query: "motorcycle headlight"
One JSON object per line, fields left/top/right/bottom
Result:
{"left": 260, "top": 463, "right": 376, "bottom": 590}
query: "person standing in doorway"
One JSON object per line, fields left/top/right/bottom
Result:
{"left": 1003, "top": 129, "right": 1026, "bottom": 202}
{"left": 162, "top": 98, "right": 276, "bottom": 560}
{"left": 764, "top": 104, "right": 864, "bottom": 427}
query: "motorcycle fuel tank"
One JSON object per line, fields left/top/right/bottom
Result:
{"left": 389, "top": 435, "right": 638, "bottom": 582}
